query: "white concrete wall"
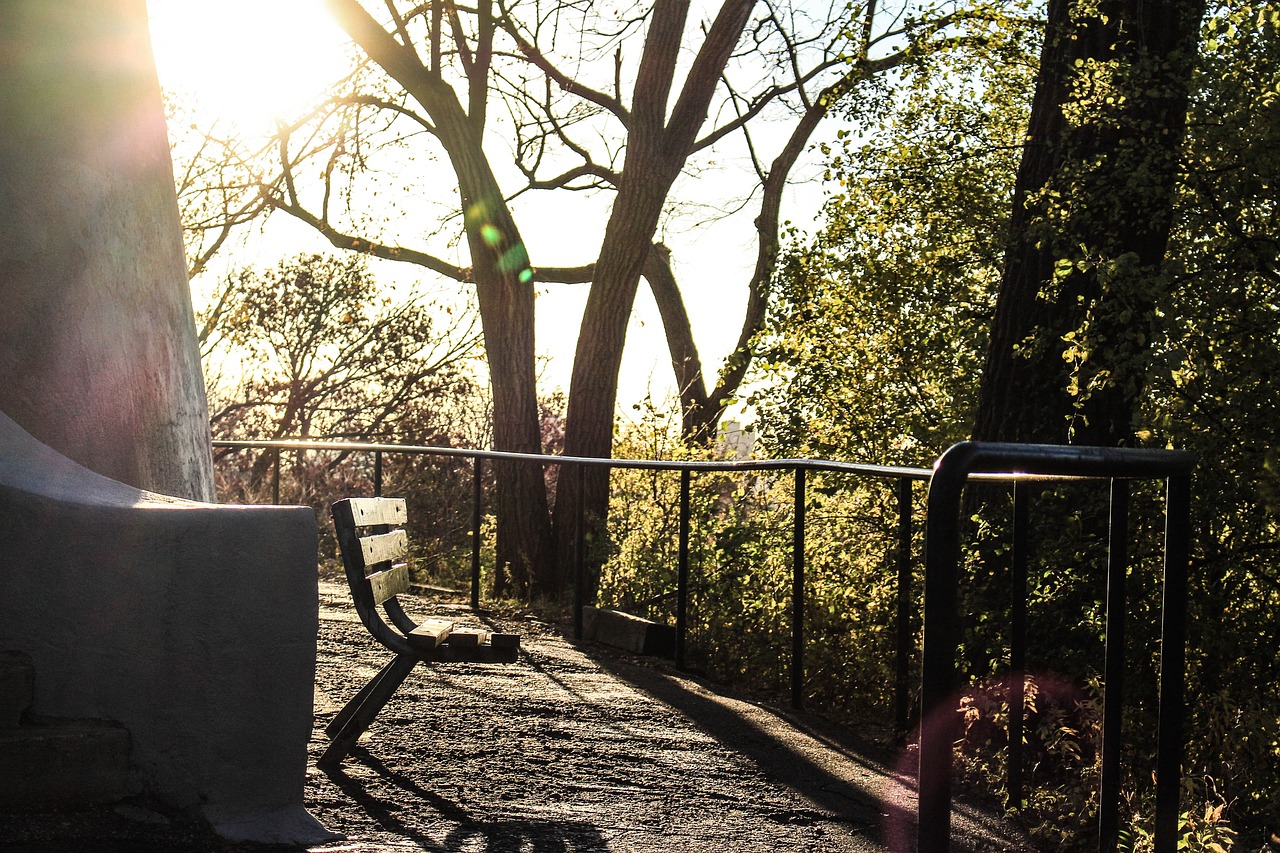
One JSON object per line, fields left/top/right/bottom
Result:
{"left": 0, "top": 414, "right": 330, "bottom": 844}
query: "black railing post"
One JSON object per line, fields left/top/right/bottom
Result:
{"left": 677, "top": 468, "right": 691, "bottom": 670}
{"left": 574, "top": 464, "right": 586, "bottom": 642}
{"left": 918, "top": 444, "right": 973, "bottom": 853}
{"left": 1008, "top": 479, "right": 1030, "bottom": 810}
{"left": 1099, "top": 477, "right": 1130, "bottom": 852}
{"left": 1154, "top": 473, "right": 1192, "bottom": 853}
{"left": 894, "top": 476, "right": 913, "bottom": 741}
{"left": 374, "top": 451, "right": 383, "bottom": 496}
{"left": 271, "top": 448, "right": 281, "bottom": 505}
{"left": 471, "top": 457, "right": 483, "bottom": 611}
{"left": 791, "top": 466, "right": 806, "bottom": 710}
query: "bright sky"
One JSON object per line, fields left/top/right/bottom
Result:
{"left": 146, "top": 0, "right": 825, "bottom": 416}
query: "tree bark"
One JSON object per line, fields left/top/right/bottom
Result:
{"left": 0, "top": 0, "right": 215, "bottom": 501}
{"left": 325, "top": 0, "right": 554, "bottom": 595}
{"left": 972, "top": 0, "right": 1207, "bottom": 446}
{"left": 552, "top": 0, "right": 756, "bottom": 593}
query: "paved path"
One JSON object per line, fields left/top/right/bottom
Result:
{"left": 305, "top": 583, "right": 1027, "bottom": 852}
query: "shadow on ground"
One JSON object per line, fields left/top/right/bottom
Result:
{"left": 583, "top": 646, "right": 1029, "bottom": 852}
{"left": 0, "top": 585, "right": 1030, "bottom": 852}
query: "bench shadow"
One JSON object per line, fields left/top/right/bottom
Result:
{"left": 320, "top": 754, "right": 610, "bottom": 853}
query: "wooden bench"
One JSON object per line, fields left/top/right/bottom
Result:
{"left": 319, "top": 497, "right": 519, "bottom": 768}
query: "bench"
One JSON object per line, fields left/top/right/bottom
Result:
{"left": 318, "top": 497, "right": 519, "bottom": 768}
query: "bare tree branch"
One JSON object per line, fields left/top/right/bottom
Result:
{"left": 501, "top": 21, "right": 632, "bottom": 125}
{"left": 262, "top": 186, "right": 470, "bottom": 281}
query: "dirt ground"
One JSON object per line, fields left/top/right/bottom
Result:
{"left": 0, "top": 583, "right": 1029, "bottom": 852}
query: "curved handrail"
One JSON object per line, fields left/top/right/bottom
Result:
{"left": 918, "top": 441, "right": 1194, "bottom": 853}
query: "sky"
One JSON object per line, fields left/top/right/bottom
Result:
{"left": 146, "top": 0, "right": 832, "bottom": 418}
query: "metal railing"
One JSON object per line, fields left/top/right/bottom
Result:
{"left": 215, "top": 437, "right": 1194, "bottom": 852}
{"left": 919, "top": 442, "right": 1194, "bottom": 853}
{"left": 215, "top": 437, "right": 930, "bottom": 724}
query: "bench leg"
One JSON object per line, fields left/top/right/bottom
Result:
{"left": 325, "top": 657, "right": 400, "bottom": 739}
{"left": 318, "top": 654, "right": 417, "bottom": 769}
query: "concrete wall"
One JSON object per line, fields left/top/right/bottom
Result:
{"left": 0, "top": 0, "right": 214, "bottom": 501}
{"left": 0, "top": 414, "right": 331, "bottom": 844}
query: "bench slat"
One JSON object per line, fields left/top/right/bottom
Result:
{"left": 445, "top": 628, "right": 491, "bottom": 648}
{"left": 347, "top": 497, "right": 408, "bottom": 528}
{"left": 368, "top": 563, "right": 410, "bottom": 605}
{"left": 407, "top": 619, "right": 454, "bottom": 651}
{"left": 429, "top": 642, "right": 520, "bottom": 664}
{"left": 360, "top": 529, "right": 408, "bottom": 569}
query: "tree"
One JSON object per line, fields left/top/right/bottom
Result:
{"left": 749, "top": 0, "right": 1280, "bottom": 840}
{"left": 751, "top": 14, "right": 1037, "bottom": 465}
{"left": 971, "top": 0, "right": 1208, "bottom": 446}
{"left": 1143, "top": 0, "right": 1280, "bottom": 828}
{"left": 180, "top": 0, "right": 1016, "bottom": 595}
{"left": 202, "top": 253, "right": 482, "bottom": 492}
{"left": 1, "top": 0, "right": 214, "bottom": 500}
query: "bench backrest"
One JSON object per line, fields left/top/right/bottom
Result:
{"left": 332, "top": 497, "right": 417, "bottom": 653}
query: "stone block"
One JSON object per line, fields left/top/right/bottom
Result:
{"left": 0, "top": 651, "right": 34, "bottom": 728}
{"left": 581, "top": 606, "right": 676, "bottom": 658}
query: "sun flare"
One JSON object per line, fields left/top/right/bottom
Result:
{"left": 148, "top": 0, "right": 351, "bottom": 130}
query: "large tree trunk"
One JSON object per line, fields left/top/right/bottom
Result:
{"left": 556, "top": 162, "right": 683, "bottom": 593}
{"left": 445, "top": 114, "right": 553, "bottom": 598}
{"left": 463, "top": 194, "right": 554, "bottom": 599}
{"left": 0, "top": 0, "right": 214, "bottom": 501}
{"left": 552, "top": 0, "right": 755, "bottom": 594}
{"left": 325, "top": 0, "right": 554, "bottom": 596}
{"left": 972, "top": 0, "right": 1207, "bottom": 446}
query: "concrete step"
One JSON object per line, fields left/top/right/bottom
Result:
{"left": 0, "top": 650, "right": 35, "bottom": 727}
{"left": 0, "top": 651, "right": 132, "bottom": 811}
{"left": 0, "top": 719, "right": 131, "bottom": 809}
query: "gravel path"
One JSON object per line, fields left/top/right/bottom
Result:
{"left": 0, "top": 583, "right": 1029, "bottom": 851}
{"left": 304, "top": 583, "right": 1025, "bottom": 852}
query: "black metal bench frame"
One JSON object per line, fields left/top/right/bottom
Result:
{"left": 319, "top": 497, "right": 518, "bottom": 768}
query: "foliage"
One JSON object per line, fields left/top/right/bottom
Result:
{"left": 1147, "top": 0, "right": 1280, "bottom": 837}
{"left": 171, "top": 0, "right": 1047, "bottom": 597}
{"left": 747, "top": 0, "right": 1280, "bottom": 847}
{"left": 202, "top": 252, "right": 481, "bottom": 447}
{"left": 203, "top": 252, "right": 489, "bottom": 582}
{"left": 750, "top": 7, "right": 1039, "bottom": 465}
{"left": 601, "top": 402, "right": 919, "bottom": 726}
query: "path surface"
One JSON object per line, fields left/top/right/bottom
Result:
{"left": 305, "top": 583, "right": 1025, "bottom": 852}
{"left": 0, "top": 583, "right": 1029, "bottom": 851}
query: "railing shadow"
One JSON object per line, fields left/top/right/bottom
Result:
{"left": 581, "top": 646, "right": 1035, "bottom": 853}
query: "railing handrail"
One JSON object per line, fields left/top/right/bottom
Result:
{"left": 214, "top": 435, "right": 929, "bottom": 717}
{"left": 213, "top": 437, "right": 934, "bottom": 480}
{"left": 213, "top": 437, "right": 1181, "bottom": 483}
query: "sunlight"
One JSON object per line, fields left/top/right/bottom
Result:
{"left": 148, "top": 0, "right": 350, "bottom": 130}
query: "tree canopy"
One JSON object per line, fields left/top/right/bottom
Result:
{"left": 749, "top": 0, "right": 1280, "bottom": 841}
{"left": 177, "top": 0, "right": 1016, "bottom": 594}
